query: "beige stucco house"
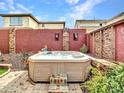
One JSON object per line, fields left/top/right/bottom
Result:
{"left": 105, "top": 12, "right": 124, "bottom": 25}
{"left": 39, "top": 22, "right": 65, "bottom": 29}
{"left": 75, "top": 12, "right": 124, "bottom": 33}
{"left": 0, "top": 14, "right": 65, "bottom": 29}
{"left": 75, "top": 20, "right": 107, "bottom": 33}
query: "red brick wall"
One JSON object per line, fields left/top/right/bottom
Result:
{"left": 115, "top": 23, "right": 124, "bottom": 62}
{"left": 16, "top": 29, "right": 63, "bottom": 53}
{"left": 0, "top": 29, "right": 9, "bottom": 53}
{"left": 69, "top": 29, "right": 86, "bottom": 51}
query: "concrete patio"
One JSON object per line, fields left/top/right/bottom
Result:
{"left": 0, "top": 71, "right": 82, "bottom": 93}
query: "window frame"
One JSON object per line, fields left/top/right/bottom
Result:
{"left": 10, "top": 17, "right": 22, "bottom": 26}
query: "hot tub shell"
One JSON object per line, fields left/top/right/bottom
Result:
{"left": 28, "top": 51, "right": 91, "bottom": 82}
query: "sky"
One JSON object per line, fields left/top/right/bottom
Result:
{"left": 0, "top": 0, "right": 124, "bottom": 28}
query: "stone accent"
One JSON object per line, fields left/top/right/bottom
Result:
{"left": 102, "top": 27, "right": 115, "bottom": 59}
{"left": 9, "top": 28, "right": 16, "bottom": 53}
{"left": 63, "top": 29, "right": 69, "bottom": 51}
{"left": 94, "top": 32, "right": 102, "bottom": 57}
{"left": 93, "top": 26, "right": 115, "bottom": 59}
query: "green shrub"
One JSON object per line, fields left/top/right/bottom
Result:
{"left": 81, "top": 65, "right": 124, "bottom": 93}
{"left": 81, "top": 66, "right": 105, "bottom": 93}
{"left": 80, "top": 44, "right": 88, "bottom": 53}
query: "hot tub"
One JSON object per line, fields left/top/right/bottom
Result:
{"left": 28, "top": 51, "right": 91, "bottom": 82}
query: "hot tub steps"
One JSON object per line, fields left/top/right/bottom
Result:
{"left": 48, "top": 74, "right": 69, "bottom": 93}
{"left": 50, "top": 74, "right": 67, "bottom": 85}
{"left": 48, "top": 85, "right": 69, "bottom": 93}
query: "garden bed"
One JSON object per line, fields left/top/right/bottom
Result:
{"left": 81, "top": 64, "right": 124, "bottom": 93}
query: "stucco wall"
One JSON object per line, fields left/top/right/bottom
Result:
{"left": 3, "top": 17, "right": 64, "bottom": 29}
{"left": 39, "top": 24, "right": 64, "bottom": 29}
{"left": 28, "top": 17, "right": 38, "bottom": 29}
{"left": 115, "top": 23, "right": 124, "bottom": 62}
{"left": 76, "top": 21, "right": 104, "bottom": 27}
{"left": 16, "top": 29, "right": 63, "bottom": 53}
{"left": 22, "top": 17, "right": 29, "bottom": 27}
{"left": 106, "top": 14, "right": 124, "bottom": 25}
{"left": 3, "top": 16, "right": 30, "bottom": 28}
{"left": 69, "top": 29, "right": 86, "bottom": 51}
{"left": 75, "top": 21, "right": 106, "bottom": 33}
{"left": 3, "top": 17, "right": 9, "bottom": 27}
{"left": 0, "top": 28, "right": 87, "bottom": 53}
{"left": 0, "top": 29, "right": 9, "bottom": 53}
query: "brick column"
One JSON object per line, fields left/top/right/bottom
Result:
{"left": 63, "top": 29, "right": 69, "bottom": 51}
{"left": 9, "top": 28, "right": 16, "bottom": 53}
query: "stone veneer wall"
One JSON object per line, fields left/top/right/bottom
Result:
{"left": 94, "top": 32, "right": 102, "bottom": 57}
{"left": 63, "top": 29, "right": 69, "bottom": 51}
{"left": 9, "top": 28, "right": 16, "bottom": 53}
{"left": 102, "top": 27, "right": 115, "bottom": 59}
{"left": 92, "top": 26, "right": 115, "bottom": 59}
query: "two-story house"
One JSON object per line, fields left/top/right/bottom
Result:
{"left": 75, "top": 12, "right": 124, "bottom": 33}
{"left": 0, "top": 14, "right": 65, "bottom": 29}
{"left": 75, "top": 20, "right": 107, "bottom": 33}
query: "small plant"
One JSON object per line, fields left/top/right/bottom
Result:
{"left": 21, "top": 51, "right": 30, "bottom": 64}
{"left": 80, "top": 44, "right": 88, "bottom": 53}
{"left": 81, "top": 66, "right": 105, "bottom": 92}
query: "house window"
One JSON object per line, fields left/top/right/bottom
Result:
{"left": 73, "top": 32, "right": 78, "bottom": 41}
{"left": 10, "top": 17, "right": 22, "bottom": 25}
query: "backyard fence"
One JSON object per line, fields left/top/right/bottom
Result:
{"left": 87, "top": 20, "right": 124, "bottom": 62}
{"left": 0, "top": 22, "right": 124, "bottom": 62}
{"left": 0, "top": 29, "right": 9, "bottom": 53}
{"left": 69, "top": 29, "right": 86, "bottom": 51}
{"left": 0, "top": 28, "right": 86, "bottom": 53}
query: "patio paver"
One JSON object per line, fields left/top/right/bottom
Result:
{"left": 0, "top": 71, "right": 82, "bottom": 93}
